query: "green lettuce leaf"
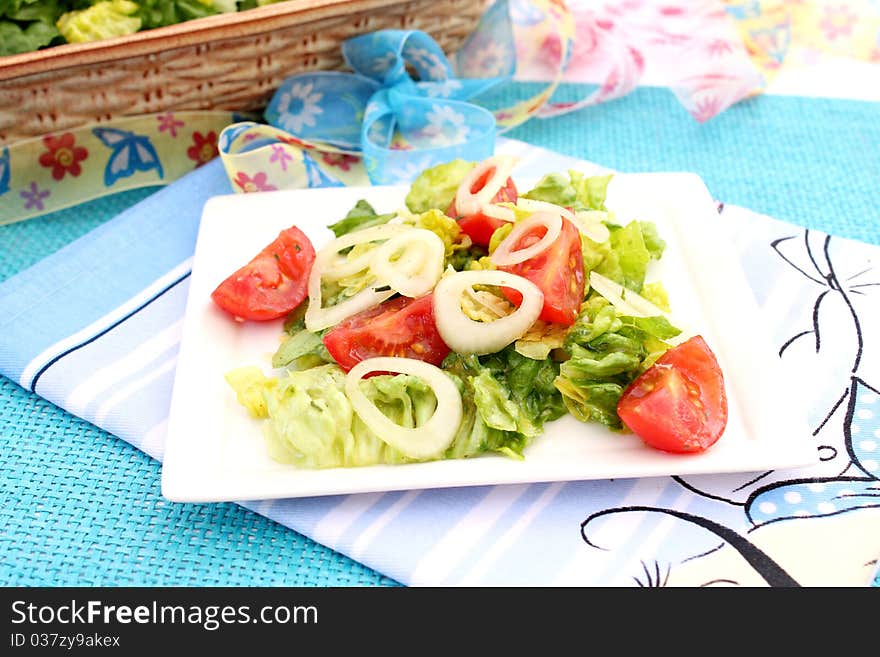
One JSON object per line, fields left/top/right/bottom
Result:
{"left": 571, "top": 172, "right": 613, "bottom": 211}
{"left": 443, "top": 347, "right": 566, "bottom": 453}
{"left": 402, "top": 208, "right": 473, "bottom": 266}
{"left": 638, "top": 221, "right": 666, "bottom": 260}
{"left": 554, "top": 298, "right": 680, "bottom": 429}
{"left": 271, "top": 328, "right": 332, "bottom": 370}
{"left": 224, "top": 362, "right": 549, "bottom": 469}
{"left": 226, "top": 365, "right": 410, "bottom": 468}
{"left": 606, "top": 220, "right": 651, "bottom": 292}
{"left": 405, "top": 159, "right": 475, "bottom": 214}
{"left": 0, "top": 19, "right": 58, "bottom": 55}
{"left": 8, "top": 0, "right": 63, "bottom": 23}
{"left": 224, "top": 366, "right": 276, "bottom": 419}
{"left": 211, "top": 0, "right": 237, "bottom": 11}
{"left": 57, "top": 0, "right": 141, "bottom": 43}
{"left": 328, "top": 199, "right": 394, "bottom": 238}
{"left": 522, "top": 172, "right": 576, "bottom": 207}
{"left": 523, "top": 170, "right": 613, "bottom": 211}
{"left": 136, "top": 0, "right": 219, "bottom": 30}
{"left": 581, "top": 219, "right": 665, "bottom": 292}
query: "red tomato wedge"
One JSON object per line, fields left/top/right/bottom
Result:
{"left": 322, "top": 294, "right": 450, "bottom": 372}
{"left": 617, "top": 336, "right": 728, "bottom": 454}
{"left": 211, "top": 226, "right": 315, "bottom": 322}
{"left": 497, "top": 216, "right": 585, "bottom": 326}
{"left": 447, "top": 160, "right": 518, "bottom": 246}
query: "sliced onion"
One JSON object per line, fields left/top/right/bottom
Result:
{"left": 370, "top": 229, "right": 445, "bottom": 298}
{"left": 345, "top": 357, "right": 463, "bottom": 459}
{"left": 588, "top": 271, "right": 667, "bottom": 318}
{"left": 490, "top": 211, "right": 563, "bottom": 267}
{"left": 305, "top": 251, "right": 393, "bottom": 332}
{"left": 305, "top": 283, "right": 395, "bottom": 332}
{"left": 480, "top": 203, "right": 516, "bottom": 222}
{"left": 572, "top": 210, "right": 611, "bottom": 244}
{"left": 516, "top": 197, "right": 574, "bottom": 221}
{"left": 319, "top": 223, "right": 410, "bottom": 282}
{"left": 454, "top": 155, "right": 517, "bottom": 217}
{"left": 432, "top": 270, "right": 543, "bottom": 355}
{"left": 321, "top": 250, "right": 375, "bottom": 282}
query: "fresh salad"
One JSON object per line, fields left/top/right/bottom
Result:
{"left": 1, "top": 1, "right": 287, "bottom": 56}
{"left": 212, "top": 156, "right": 729, "bottom": 469}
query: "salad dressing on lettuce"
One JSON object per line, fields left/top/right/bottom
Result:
{"left": 217, "top": 158, "right": 728, "bottom": 467}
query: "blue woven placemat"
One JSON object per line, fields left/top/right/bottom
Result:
{"left": 2, "top": 85, "right": 878, "bottom": 586}
{"left": 0, "top": 191, "right": 400, "bottom": 587}
{"left": 503, "top": 84, "right": 880, "bottom": 246}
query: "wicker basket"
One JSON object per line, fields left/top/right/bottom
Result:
{"left": 0, "top": 0, "right": 488, "bottom": 145}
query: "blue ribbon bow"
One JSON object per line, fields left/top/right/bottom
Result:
{"left": 260, "top": 5, "right": 515, "bottom": 185}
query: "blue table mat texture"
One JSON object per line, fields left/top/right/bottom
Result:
{"left": 1, "top": 85, "right": 879, "bottom": 587}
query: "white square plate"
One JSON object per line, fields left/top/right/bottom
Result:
{"left": 161, "top": 173, "right": 818, "bottom": 502}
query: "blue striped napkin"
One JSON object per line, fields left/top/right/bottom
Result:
{"left": 2, "top": 138, "right": 878, "bottom": 586}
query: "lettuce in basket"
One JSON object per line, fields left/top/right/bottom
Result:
{"left": 57, "top": 0, "right": 141, "bottom": 44}
{"left": 0, "top": 0, "right": 64, "bottom": 55}
{"left": 0, "top": 0, "right": 246, "bottom": 54}
{"left": 137, "top": 0, "right": 232, "bottom": 31}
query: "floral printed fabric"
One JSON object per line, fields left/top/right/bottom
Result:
{"left": 725, "top": 0, "right": 880, "bottom": 78}
{"left": 512, "top": 0, "right": 764, "bottom": 122}
{"left": 512, "top": 1, "right": 880, "bottom": 121}
{"left": 0, "top": 112, "right": 241, "bottom": 225}
{"left": 218, "top": 3, "right": 578, "bottom": 191}
{"left": 253, "top": 25, "right": 517, "bottom": 186}
{"left": 5, "top": 1, "right": 880, "bottom": 225}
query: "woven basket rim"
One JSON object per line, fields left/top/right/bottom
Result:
{"left": 0, "top": 0, "right": 427, "bottom": 82}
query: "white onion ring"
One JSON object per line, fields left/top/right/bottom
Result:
{"left": 305, "top": 249, "right": 394, "bottom": 331}
{"left": 480, "top": 203, "right": 516, "bottom": 222}
{"left": 319, "top": 223, "right": 409, "bottom": 282}
{"left": 490, "top": 211, "right": 563, "bottom": 267}
{"left": 432, "top": 270, "right": 544, "bottom": 355}
{"left": 370, "top": 229, "right": 445, "bottom": 298}
{"left": 588, "top": 271, "right": 667, "bottom": 318}
{"left": 322, "top": 250, "right": 376, "bottom": 282}
{"left": 345, "top": 357, "right": 463, "bottom": 460}
{"left": 454, "top": 155, "right": 517, "bottom": 218}
{"left": 305, "top": 281, "right": 395, "bottom": 332}
{"left": 516, "top": 197, "right": 574, "bottom": 220}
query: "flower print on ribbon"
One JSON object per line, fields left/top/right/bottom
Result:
{"left": 275, "top": 82, "right": 324, "bottom": 133}
{"left": 423, "top": 105, "right": 470, "bottom": 147}
{"left": 321, "top": 152, "right": 360, "bottom": 171}
{"left": 269, "top": 144, "right": 295, "bottom": 171}
{"left": 369, "top": 51, "right": 398, "bottom": 75}
{"left": 705, "top": 38, "right": 735, "bottom": 56}
{"left": 233, "top": 171, "right": 277, "bottom": 193}
{"left": 389, "top": 157, "right": 435, "bottom": 184}
{"left": 20, "top": 182, "right": 49, "bottom": 211}
{"left": 820, "top": 4, "right": 858, "bottom": 41}
{"left": 422, "top": 79, "right": 464, "bottom": 98}
{"left": 156, "top": 112, "right": 185, "bottom": 138}
{"left": 225, "top": 27, "right": 514, "bottom": 189}
{"left": 402, "top": 45, "right": 451, "bottom": 80}
{"left": 187, "top": 131, "right": 219, "bottom": 168}
{"left": 38, "top": 133, "right": 88, "bottom": 181}
{"left": 463, "top": 40, "right": 512, "bottom": 77}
